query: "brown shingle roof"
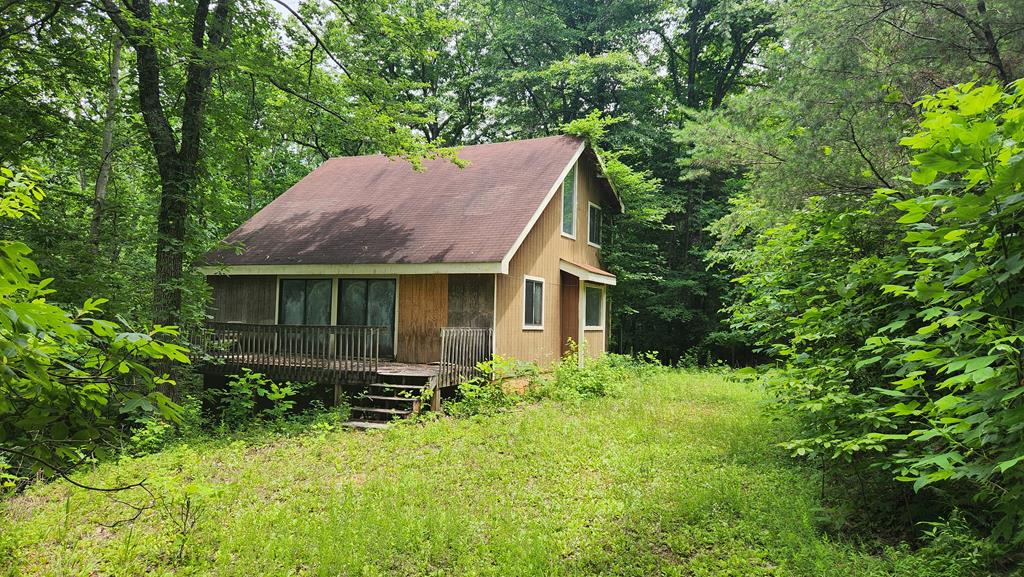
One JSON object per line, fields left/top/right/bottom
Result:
{"left": 203, "top": 135, "right": 589, "bottom": 267}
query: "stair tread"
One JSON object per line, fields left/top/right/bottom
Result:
{"left": 343, "top": 420, "right": 389, "bottom": 430}
{"left": 362, "top": 394, "right": 417, "bottom": 402}
{"left": 366, "top": 383, "right": 425, "bottom": 390}
{"left": 351, "top": 406, "right": 412, "bottom": 415}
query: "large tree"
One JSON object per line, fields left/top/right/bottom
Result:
{"left": 101, "top": 0, "right": 236, "bottom": 329}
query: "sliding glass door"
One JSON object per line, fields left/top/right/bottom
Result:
{"left": 278, "top": 279, "right": 332, "bottom": 352}
{"left": 279, "top": 279, "right": 332, "bottom": 325}
{"left": 338, "top": 279, "right": 396, "bottom": 358}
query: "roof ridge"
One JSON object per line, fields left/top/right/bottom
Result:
{"left": 325, "top": 134, "right": 581, "bottom": 161}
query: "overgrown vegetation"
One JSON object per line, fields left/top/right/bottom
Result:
{"left": 209, "top": 369, "right": 307, "bottom": 430}
{"left": 724, "top": 83, "right": 1024, "bottom": 558}
{"left": 0, "top": 169, "right": 188, "bottom": 490}
{"left": 445, "top": 346, "right": 664, "bottom": 417}
{"left": 2, "top": 370, "right": 994, "bottom": 576}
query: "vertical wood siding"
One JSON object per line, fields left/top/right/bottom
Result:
{"left": 207, "top": 275, "right": 277, "bottom": 324}
{"left": 494, "top": 156, "right": 609, "bottom": 365}
{"left": 447, "top": 274, "right": 495, "bottom": 328}
{"left": 582, "top": 329, "right": 605, "bottom": 358}
{"left": 397, "top": 274, "right": 448, "bottom": 363}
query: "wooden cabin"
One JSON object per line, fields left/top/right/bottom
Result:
{"left": 196, "top": 135, "right": 621, "bottom": 424}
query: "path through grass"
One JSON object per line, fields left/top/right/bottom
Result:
{"left": 3, "top": 371, "right": 933, "bottom": 576}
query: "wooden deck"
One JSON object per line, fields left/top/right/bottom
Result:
{"left": 377, "top": 362, "right": 439, "bottom": 378}
{"left": 191, "top": 323, "right": 494, "bottom": 428}
{"left": 196, "top": 354, "right": 439, "bottom": 384}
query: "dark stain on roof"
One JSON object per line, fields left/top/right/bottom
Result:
{"left": 203, "top": 135, "right": 587, "bottom": 267}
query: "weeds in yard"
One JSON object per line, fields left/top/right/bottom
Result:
{"left": 446, "top": 347, "right": 664, "bottom": 417}
{"left": 3, "top": 370, "right": 1005, "bottom": 576}
{"left": 159, "top": 483, "right": 215, "bottom": 564}
{"left": 445, "top": 355, "right": 535, "bottom": 417}
{"left": 211, "top": 369, "right": 307, "bottom": 430}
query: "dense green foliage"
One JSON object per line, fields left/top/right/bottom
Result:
{"left": 687, "top": 0, "right": 1023, "bottom": 556}
{"left": 723, "top": 81, "right": 1024, "bottom": 548}
{"left": 0, "top": 168, "right": 188, "bottom": 489}
{"left": 446, "top": 347, "right": 663, "bottom": 417}
{"left": 0, "top": 371, "right": 987, "bottom": 576}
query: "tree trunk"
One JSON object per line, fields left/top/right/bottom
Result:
{"left": 91, "top": 33, "right": 122, "bottom": 246}
{"left": 153, "top": 168, "right": 189, "bottom": 328}
{"left": 102, "top": 0, "right": 234, "bottom": 398}
{"left": 685, "top": 10, "right": 699, "bottom": 109}
{"left": 103, "top": 0, "right": 234, "bottom": 331}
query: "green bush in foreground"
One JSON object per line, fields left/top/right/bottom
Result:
{"left": 0, "top": 167, "right": 188, "bottom": 490}
{"left": 724, "top": 81, "right": 1024, "bottom": 550}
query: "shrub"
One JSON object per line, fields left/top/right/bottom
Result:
{"left": 531, "top": 342, "right": 663, "bottom": 401}
{"left": 723, "top": 81, "right": 1024, "bottom": 545}
{"left": 444, "top": 349, "right": 663, "bottom": 416}
{"left": 211, "top": 369, "right": 305, "bottom": 430}
{"left": 125, "top": 417, "right": 174, "bottom": 457}
{"left": 445, "top": 355, "right": 533, "bottom": 417}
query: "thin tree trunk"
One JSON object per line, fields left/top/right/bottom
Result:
{"left": 685, "top": 11, "right": 699, "bottom": 109}
{"left": 973, "top": 0, "right": 1011, "bottom": 84}
{"left": 91, "top": 33, "right": 122, "bottom": 246}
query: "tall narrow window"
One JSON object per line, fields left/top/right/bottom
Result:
{"left": 524, "top": 276, "right": 544, "bottom": 329}
{"left": 585, "top": 285, "right": 604, "bottom": 329}
{"left": 588, "top": 202, "right": 602, "bottom": 247}
{"left": 561, "top": 165, "right": 576, "bottom": 237}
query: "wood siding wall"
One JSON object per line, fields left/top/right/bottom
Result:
{"left": 448, "top": 274, "right": 495, "bottom": 329}
{"left": 494, "top": 156, "right": 609, "bottom": 364}
{"left": 397, "top": 274, "right": 448, "bottom": 363}
{"left": 208, "top": 275, "right": 277, "bottom": 324}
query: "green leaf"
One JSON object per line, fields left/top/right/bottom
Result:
{"left": 997, "top": 456, "right": 1024, "bottom": 473}
{"left": 958, "top": 84, "right": 1002, "bottom": 116}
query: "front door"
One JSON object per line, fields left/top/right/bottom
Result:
{"left": 338, "top": 278, "right": 397, "bottom": 358}
{"left": 559, "top": 271, "right": 580, "bottom": 355}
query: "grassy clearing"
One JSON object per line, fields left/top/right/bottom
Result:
{"left": 3, "top": 371, "right": 940, "bottom": 576}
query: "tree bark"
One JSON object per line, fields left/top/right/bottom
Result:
{"left": 103, "top": 0, "right": 235, "bottom": 330}
{"left": 91, "top": 33, "right": 122, "bottom": 247}
{"left": 971, "top": 0, "right": 1011, "bottom": 84}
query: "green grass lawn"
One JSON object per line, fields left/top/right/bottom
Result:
{"left": 2, "top": 371, "right": 938, "bottom": 576}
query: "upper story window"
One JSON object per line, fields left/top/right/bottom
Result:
{"left": 588, "top": 202, "right": 602, "bottom": 247}
{"left": 561, "top": 165, "right": 576, "bottom": 238}
{"left": 523, "top": 276, "right": 544, "bottom": 329}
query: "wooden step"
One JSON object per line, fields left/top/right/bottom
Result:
{"left": 365, "top": 382, "right": 424, "bottom": 391}
{"left": 343, "top": 420, "right": 389, "bottom": 430}
{"left": 362, "top": 394, "right": 417, "bottom": 403}
{"left": 351, "top": 406, "right": 412, "bottom": 416}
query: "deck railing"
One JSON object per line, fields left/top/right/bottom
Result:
{"left": 191, "top": 322, "right": 381, "bottom": 383}
{"left": 438, "top": 327, "right": 494, "bottom": 389}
